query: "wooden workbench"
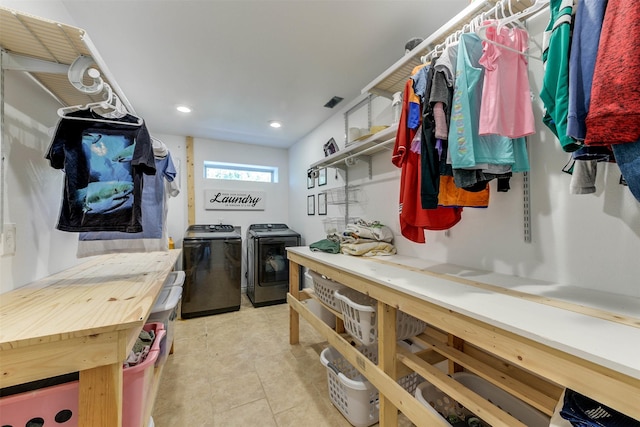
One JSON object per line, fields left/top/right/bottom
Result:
{"left": 0, "top": 249, "right": 181, "bottom": 427}
{"left": 287, "top": 247, "right": 640, "bottom": 427}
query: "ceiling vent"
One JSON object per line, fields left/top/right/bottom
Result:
{"left": 323, "top": 96, "right": 344, "bottom": 109}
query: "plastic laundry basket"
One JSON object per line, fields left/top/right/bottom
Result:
{"left": 334, "top": 287, "right": 427, "bottom": 345}
{"left": 309, "top": 270, "right": 349, "bottom": 312}
{"left": 415, "top": 372, "right": 550, "bottom": 427}
{"left": 148, "top": 281, "right": 182, "bottom": 367}
{"left": 163, "top": 270, "right": 185, "bottom": 289}
{"left": 0, "top": 322, "right": 166, "bottom": 427}
{"left": 320, "top": 344, "right": 422, "bottom": 427}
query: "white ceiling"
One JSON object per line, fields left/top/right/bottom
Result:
{"left": 58, "top": 0, "right": 469, "bottom": 148}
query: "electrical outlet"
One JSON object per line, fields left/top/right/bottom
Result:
{"left": 2, "top": 223, "right": 16, "bottom": 256}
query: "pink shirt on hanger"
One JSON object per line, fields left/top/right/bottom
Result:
{"left": 478, "top": 22, "right": 535, "bottom": 138}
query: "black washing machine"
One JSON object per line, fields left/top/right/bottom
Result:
{"left": 182, "top": 224, "right": 242, "bottom": 318}
{"left": 246, "top": 223, "right": 301, "bottom": 307}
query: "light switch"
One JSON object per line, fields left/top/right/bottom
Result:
{"left": 2, "top": 223, "right": 16, "bottom": 256}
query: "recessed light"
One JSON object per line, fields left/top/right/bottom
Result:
{"left": 176, "top": 105, "right": 192, "bottom": 113}
{"left": 269, "top": 120, "right": 282, "bottom": 128}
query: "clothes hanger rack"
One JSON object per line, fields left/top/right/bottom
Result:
{"left": 57, "top": 66, "right": 143, "bottom": 126}
{"left": 497, "top": 0, "right": 550, "bottom": 29}
{"left": 419, "top": 0, "right": 547, "bottom": 64}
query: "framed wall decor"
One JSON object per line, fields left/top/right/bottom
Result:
{"left": 307, "top": 169, "right": 315, "bottom": 189}
{"left": 318, "top": 167, "right": 327, "bottom": 186}
{"left": 307, "top": 195, "right": 315, "bottom": 215}
{"left": 323, "top": 137, "right": 339, "bottom": 157}
{"left": 318, "top": 192, "right": 327, "bottom": 215}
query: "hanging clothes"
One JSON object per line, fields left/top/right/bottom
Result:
{"left": 584, "top": 0, "right": 640, "bottom": 145}
{"left": 560, "top": 0, "right": 610, "bottom": 194}
{"left": 76, "top": 150, "right": 179, "bottom": 257}
{"left": 392, "top": 71, "right": 462, "bottom": 244}
{"left": 434, "top": 43, "right": 459, "bottom": 88}
{"left": 539, "top": 0, "right": 581, "bottom": 152}
{"left": 583, "top": 0, "right": 640, "bottom": 201}
{"left": 566, "top": 0, "right": 608, "bottom": 141}
{"left": 611, "top": 140, "right": 640, "bottom": 202}
{"left": 412, "top": 64, "right": 441, "bottom": 209}
{"left": 448, "top": 33, "right": 529, "bottom": 180}
{"left": 478, "top": 21, "right": 535, "bottom": 139}
{"left": 425, "top": 53, "right": 490, "bottom": 209}
{"left": 46, "top": 109, "right": 155, "bottom": 233}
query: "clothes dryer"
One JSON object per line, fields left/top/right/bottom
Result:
{"left": 246, "top": 223, "right": 301, "bottom": 307}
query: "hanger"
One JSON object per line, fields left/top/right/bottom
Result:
{"left": 57, "top": 83, "right": 143, "bottom": 126}
{"left": 475, "top": 0, "right": 545, "bottom": 62}
{"left": 89, "top": 84, "right": 128, "bottom": 118}
{"left": 497, "top": 0, "right": 550, "bottom": 30}
{"left": 476, "top": 20, "right": 543, "bottom": 61}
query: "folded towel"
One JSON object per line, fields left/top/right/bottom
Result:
{"left": 343, "top": 220, "right": 394, "bottom": 243}
{"left": 310, "top": 239, "right": 341, "bottom": 254}
{"left": 340, "top": 241, "right": 397, "bottom": 257}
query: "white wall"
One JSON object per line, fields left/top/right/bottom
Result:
{"left": 288, "top": 11, "right": 640, "bottom": 298}
{"left": 0, "top": 0, "right": 84, "bottom": 293}
{"left": 1, "top": 68, "right": 85, "bottom": 293}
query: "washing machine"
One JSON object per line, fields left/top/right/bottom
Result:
{"left": 181, "top": 224, "right": 242, "bottom": 318}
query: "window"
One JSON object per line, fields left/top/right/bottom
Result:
{"left": 204, "top": 161, "right": 278, "bottom": 183}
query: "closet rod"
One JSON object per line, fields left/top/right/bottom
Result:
{"left": 420, "top": 0, "right": 508, "bottom": 64}
{"left": 361, "top": 0, "right": 494, "bottom": 96}
{"left": 80, "top": 34, "right": 136, "bottom": 115}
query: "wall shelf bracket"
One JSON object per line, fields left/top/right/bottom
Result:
{"left": 1, "top": 51, "right": 69, "bottom": 74}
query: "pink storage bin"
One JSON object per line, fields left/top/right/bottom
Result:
{"left": 0, "top": 322, "right": 165, "bottom": 427}
{"left": 123, "top": 322, "right": 166, "bottom": 427}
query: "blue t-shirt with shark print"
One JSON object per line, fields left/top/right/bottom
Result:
{"left": 46, "top": 110, "right": 155, "bottom": 233}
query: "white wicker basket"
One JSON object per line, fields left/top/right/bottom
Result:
{"left": 322, "top": 216, "right": 359, "bottom": 234}
{"left": 308, "top": 270, "right": 348, "bottom": 312}
{"left": 320, "top": 345, "right": 422, "bottom": 427}
{"left": 334, "top": 288, "right": 428, "bottom": 346}
{"left": 415, "top": 372, "right": 550, "bottom": 427}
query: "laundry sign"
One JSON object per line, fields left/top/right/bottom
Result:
{"left": 205, "top": 189, "right": 265, "bottom": 210}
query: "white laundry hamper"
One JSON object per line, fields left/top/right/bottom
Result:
{"left": 334, "top": 287, "right": 427, "bottom": 345}
{"left": 320, "top": 344, "right": 422, "bottom": 427}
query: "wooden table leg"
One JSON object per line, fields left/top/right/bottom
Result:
{"left": 378, "top": 301, "right": 398, "bottom": 426}
{"left": 448, "top": 334, "right": 464, "bottom": 373}
{"left": 78, "top": 362, "right": 123, "bottom": 427}
{"left": 289, "top": 260, "right": 300, "bottom": 345}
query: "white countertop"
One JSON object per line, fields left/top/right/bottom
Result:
{"left": 288, "top": 247, "right": 640, "bottom": 379}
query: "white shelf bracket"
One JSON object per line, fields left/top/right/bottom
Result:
{"left": 1, "top": 51, "right": 69, "bottom": 74}
{"left": 344, "top": 155, "right": 372, "bottom": 179}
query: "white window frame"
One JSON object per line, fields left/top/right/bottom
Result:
{"left": 204, "top": 161, "right": 279, "bottom": 183}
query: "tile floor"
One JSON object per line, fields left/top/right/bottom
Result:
{"left": 152, "top": 294, "right": 415, "bottom": 426}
